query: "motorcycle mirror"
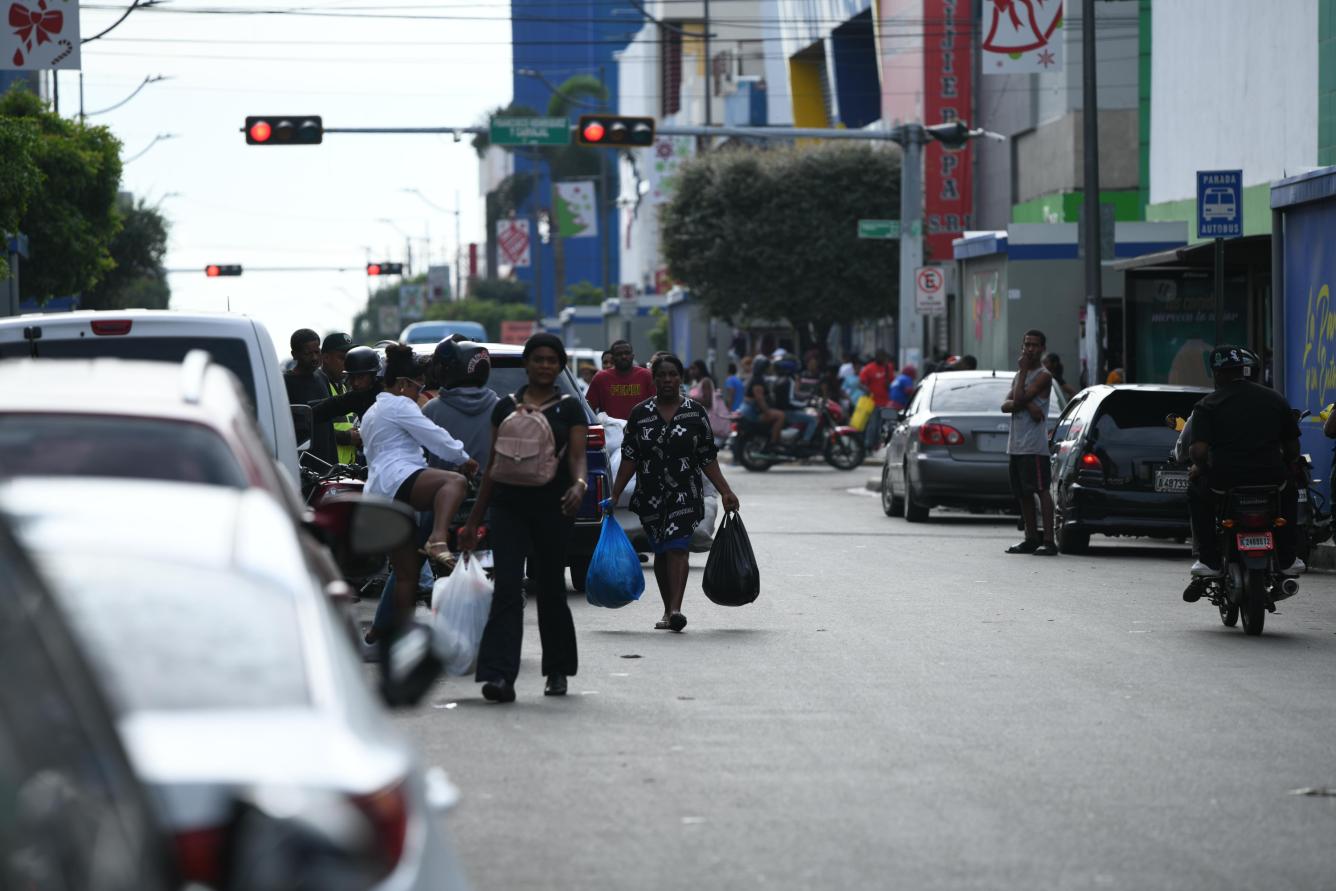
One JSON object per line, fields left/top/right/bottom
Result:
{"left": 290, "top": 404, "right": 314, "bottom": 452}
{"left": 306, "top": 495, "right": 415, "bottom": 573}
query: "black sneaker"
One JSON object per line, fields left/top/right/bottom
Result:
{"left": 481, "top": 679, "right": 516, "bottom": 703}
{"left": 1033, "top": 542, "right": 1058, "bottom": 556}
{"left": 1182, "top": 579, "right": 1205, "bottom": 603}
{"left": 1005, "top": 539, "right": 1041, "bottom": 554}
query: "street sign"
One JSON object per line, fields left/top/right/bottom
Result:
{"left": 496, "top": 219, "right": 531, "bottom": 268}
{"left": 914, "top": 266, "right": 947, "bottom": 316}
{"left": 858, "top": 219, "right": 901, "bottom": 240}
{"left": 1197, "top": 169, "right": 1243, "bottom": 238}
{"left": 490, "top": 116, "right": 570, "bottom": 146}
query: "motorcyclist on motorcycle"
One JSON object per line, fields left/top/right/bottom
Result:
{"left": 771, "top": 357, "right": 818, "bottom": 445}
{"left": 1186, "top": 344, "right": 1304, "bottom": 585}
{"left": 423, "top": 338, "right": 498, "bottom": 475}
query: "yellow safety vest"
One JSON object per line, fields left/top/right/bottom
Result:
{"left": 328, "top": 379, "right": 357, "bottom": 465}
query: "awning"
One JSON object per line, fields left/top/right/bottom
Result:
{"left": 1111, "top": 234, "right": 1271, "bottom": 271}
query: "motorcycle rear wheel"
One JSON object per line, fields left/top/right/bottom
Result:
{"left": 1240, "top": 568, "right": 1267, "bottom": 636}
{"left": 823, "top": 433, "right": 865, "bottom": 471}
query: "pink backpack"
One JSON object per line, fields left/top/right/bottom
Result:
{"left": 491, "top": 395, "right": 566, "bottom": 486}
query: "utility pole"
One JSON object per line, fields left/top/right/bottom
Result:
{"left": 899, "top": 125, "right": 925, "bottom": 369}
{"left": 703, "top": 0, "right": 712, "bottom": 126}
{"left": 1080, "top": 0, "right": 1103, "bottom": 386}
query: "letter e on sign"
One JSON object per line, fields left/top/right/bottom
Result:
{"left": 915, "top": 266, "right": 947, "bottom": 316}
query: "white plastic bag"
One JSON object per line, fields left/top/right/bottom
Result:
{"left": 597, "top": 412, "right": 636, "bottom": 508}
{"left": 431, "top": 554, "right": 493, "bottom": 676}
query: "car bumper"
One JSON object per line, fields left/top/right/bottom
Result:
{"left": 1062, "top": 483, "right": 1191, "bottom": 537}
{"left": 911, "top": 453, "right": 1015, "bottom": 507}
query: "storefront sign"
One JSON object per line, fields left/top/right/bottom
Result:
{"left": 923, "top": 0, "right": 974, "bottom": 263}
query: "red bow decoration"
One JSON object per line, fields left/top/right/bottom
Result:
{"left": 9, "top": 2, "right": 64, "bottom": 50}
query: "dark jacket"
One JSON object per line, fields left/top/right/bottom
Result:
{"left": 423, "top": 387, "right": 500, "bottom": 473}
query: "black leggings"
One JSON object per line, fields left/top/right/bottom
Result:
{"left": 475, "top": 499, "right": 577, "bottom": 684}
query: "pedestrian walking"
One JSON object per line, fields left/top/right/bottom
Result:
{"left": 1002, "top": 330, "right": 1057, "bottom": 556}
{"left": 723, "top": 362, "right": 745, "bottom": 411}
{"left": 889, "top": 364, "right": 917, "bottom": 412}
{"left": 859, "top": 349, "right": 896, "bottom": 451}
{"left": 459, "top": 333, "right": 588, "bottom": 702}
{"left": 586, "top": 339, "right": 655, "bottom": 420}
{"left": 609, "top": 353, "right": 740, "bottom": 632}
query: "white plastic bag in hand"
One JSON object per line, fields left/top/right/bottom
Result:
{"left": 431, "top": 554, "right": 493, "bottom": 676}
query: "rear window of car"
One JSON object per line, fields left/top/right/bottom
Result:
{"left": 1090, "top": 391, "right": 1206, "bottom": 449}
{"left": 487, "top": 355, "right": 593, "bottom": 421}
{"left": 38, "top": 561, "right": 310, "bottom": 712}
{"left": 403, "top": 322, "right": 488, "bottom": 344}
{"left": 930, "top": 377, "right": 1063, "bottom": 415}
{"left": 0, "top": 415, "right": 250, "bottom": 488}
{"left": 0, "top": 336, "right": 259, "bottom": 415}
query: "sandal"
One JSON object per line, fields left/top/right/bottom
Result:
{"left": 422, "top": 540, "right": 457, "bottom": 570}
{"left": 654, "top": 618, "right": 671, "bottom": 630}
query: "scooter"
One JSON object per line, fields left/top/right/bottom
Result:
{"left": 732, "top": 397, "right": 865, "bottom": 472}
{"left": 1189, "top": 483, "right": 1300, "bottom": 636}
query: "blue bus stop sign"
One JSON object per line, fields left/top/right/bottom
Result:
{"left": 1197, "top": 169, "right": 1243, "bottom": 238}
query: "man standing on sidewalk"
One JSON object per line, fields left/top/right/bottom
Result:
{"left": 1002, "top": 330, "right": 1056, "bottom": 556}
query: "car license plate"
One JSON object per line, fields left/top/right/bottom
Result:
{"left": 976, "top": 432, "right": 1007, "bottom": 453}
{"left": 1236, "top": 532, "right": 1274, "bottom": 552}
{"left": 1154, "top": 470, "right": 1189, "bottom": 493}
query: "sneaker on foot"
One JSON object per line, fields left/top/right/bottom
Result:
{"left": 1281, "top": 558, "right": 1307, "bottom": 576}
{"left": 1190, "top": 560, "right": 1223, "bottom": 578}
{"left": 1006, "top": 539, "right": 1041, "bottom": 554}
{"left": 1182, "top": 580, "right": 1205, "bottom": 603}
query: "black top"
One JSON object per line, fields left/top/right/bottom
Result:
{"left": 1191, "top": 379, "right": 1299, "bottom": 484}
{"left": 490, "top": 387, "right": 587, "bottom": 507}
{"left": 622, "top": 396, "right": 718, "bottom": 541}
{"left": 284, "top": 368, "right": 336, "bottom": 468}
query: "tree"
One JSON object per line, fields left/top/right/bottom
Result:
{"left": 470, "top": 277, "right": 530, "bottom": 305}
{"left": 424, "top": 298, "right": 537, "bottom": 342}
{"left": 560, "top": 279, "right": 604, "bottom": 308}
{"left": 0, "top": 108, "right": 41, "bottom": 281}
{"left": 83, "top": 195, "right": 171, "bottom": 310}
{"left": 352, "top": 276, "right": 420, "bottom": 344}
{"left": 0, "top": 86, "right": 123, "bottom": 304}
{"left": 662, "top": 144, "right": 901, "bottom": 353}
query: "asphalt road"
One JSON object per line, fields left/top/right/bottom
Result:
{"left": 387, "top": 464, "right": 1336, "bottom": 890}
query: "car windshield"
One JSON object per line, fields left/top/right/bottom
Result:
{"left": 930, "top": 378, "right": 1062, "bottom": 415}
{"left": 0, "top": 415, "right": 250, "bottom": 488}
{"left": 1091, "top": 391, "right": 1206, "bottom": 449}
{"left": 36, "top": 560, "right": 310, "bottom": 712}
{"left": 403, "top": 322, "right": 487, "bottom": 344}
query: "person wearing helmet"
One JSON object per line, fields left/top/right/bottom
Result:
{"left": 423, "top": 339, "right": 499, "bottom": 474}
{"left": 1184, "top": 344, "right": 1303, "bottom": 586}
{"left": 739, "top": 354, "right": 784, "bottom": 444}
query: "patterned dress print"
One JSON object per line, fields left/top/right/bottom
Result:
{"left": 622, "top": 396, "right": 719, "bottom": 542}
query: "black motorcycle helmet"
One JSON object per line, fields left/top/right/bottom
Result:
{"left": 433, "top": 339, "right": 491, "bottom": 389}
{"left": 343, "top": 345, "right": 380, "bottom": 376}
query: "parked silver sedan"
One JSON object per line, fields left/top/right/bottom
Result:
{"left": 0, "top": 478, "right": 469, "bottom": 891}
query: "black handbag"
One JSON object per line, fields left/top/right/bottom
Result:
{"left": 702, "top": 511, "right": 760, "bottom": 606}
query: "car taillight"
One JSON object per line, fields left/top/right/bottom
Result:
{"left": 1080, "top": 452, "right": 1102, "bottom": 470}
{"left": 90, "top": 319, "right": 133, "bottom": 336}
{"left": 593, "top": 474, "right": 605, "bottom": 505}
{"left": 919, "top": 423, "right": 965, "bottom": 446}
{"left": 173, "top": 825, "right": 227, "bottom": 886}
{"left": 586, "top": 424, "right": 605, "bottom": 450}
{"left": 350, "top": 781, "right": 409, "bottom": 877}
{"left": 1238, "top": 512, "right": 1270, "bottom": 528}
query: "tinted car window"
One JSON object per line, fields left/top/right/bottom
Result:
{"left": 1090, "top": 391, "right": 1206, "bottom": 450}
{"left": 0, "top": 337, "right": 258, "bottom": 415}
{"left": 930, "top": 377, "right": 1064, "bottom": 415}
{"left": 487, "top": 357, "right": 593, "bottom": 421}
{"left": 402, "top": 322, "right": 488, "bottom": 344}
{"left": 0, "top": 415, "right": 250, "bottom": 488}
{"left": 38, "top": 561, "right": 310, "bottom": 712}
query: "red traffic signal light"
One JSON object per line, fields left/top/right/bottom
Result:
{"left": 244, "top": 116, "right": 323, "bottom": 146}
{"left": 575, "top": 114, "right": 655, "bottom": 148}
{"left": 204, "top": 264, "right": 242, "bottom": 277}
{"left": 366, "top": 262, "right": 404, "bottom": 276}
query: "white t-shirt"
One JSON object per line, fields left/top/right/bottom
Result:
{"left": 361, "top": 391, "right": 469, "bottom": 499}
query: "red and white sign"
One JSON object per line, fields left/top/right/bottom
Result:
{"left": 915, "top": 266, "right": 947, "bottom": 316}
{"left": 981, "top": 0, "right": 1065, "bottom": 74}
{"left": 496, "top": 219, "right": 531, "bottom": 269}
{"left": 499, "top": 320, "right": 537, "bottom": 345}
{"left": 3, "top": 0, "right": 80, "bottom": 70}
{"left": 923, "top": 0, "right": 974, "bottom": 262}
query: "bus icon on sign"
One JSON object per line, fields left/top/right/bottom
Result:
{"left": 1202, "top": 186, "right": 1237, "bottom": 221}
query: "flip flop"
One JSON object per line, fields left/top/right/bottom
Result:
{"left": 654, "top": 619, "right": 671, "bottom": 630}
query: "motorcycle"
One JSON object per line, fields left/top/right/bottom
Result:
{"left": 1188, "top": 483, "right": 1300, "bottom": 636}
{"left": 301, "top": 456, "right": 389, "bottom": 599}
{"left": 732, "top": 397, "right": 865, "bottom": 472}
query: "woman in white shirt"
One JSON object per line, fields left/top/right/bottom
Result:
{"left": 362, "top": 343, "right": 478, "bottom": 629}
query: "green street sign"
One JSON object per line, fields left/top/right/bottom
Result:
{"left": 858, "top": 219, "right": 901, "bottom": 239}
{"left": 490, "top": 116, "right": 570, "bottom": 146}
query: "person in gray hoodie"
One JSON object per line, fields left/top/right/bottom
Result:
{"left": 424, "top": 338, "right": 499, "bottom": 473}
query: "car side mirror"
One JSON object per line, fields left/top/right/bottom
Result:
{"left": 290, "top": 404, "right": 314, "bottom": 452}
{"left": 308, "top": 494, "right": 416, "bottom": 564}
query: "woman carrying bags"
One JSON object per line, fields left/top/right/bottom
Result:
{"left": 458, "top": 333, "right": 588, "bottom": 703}
{"left": 609, "top": 353, "right": 740, "bottom": 632}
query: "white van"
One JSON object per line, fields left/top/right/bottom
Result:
{"left": 0, "top": 311, "right": 301, "bottom": 481}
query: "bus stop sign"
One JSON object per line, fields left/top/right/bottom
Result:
{"left": 1197, "top": 170, "right": 1243, "bottom": 239}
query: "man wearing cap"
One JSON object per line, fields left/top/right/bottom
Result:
{"left": 1184, "top": 344, "right": 1303, "bottom": 586}
{"left": 320, "top": 332, "right": 358, "bottom": 465}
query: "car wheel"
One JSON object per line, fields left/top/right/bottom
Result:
{"left": 903, "top": 470, "right": 929, "bottom": 523}
{"left": 881, "top": 462, "right": 904, "bottom": 517}
{"left": 568, "top": 556, "right": 590, "bottom": 592}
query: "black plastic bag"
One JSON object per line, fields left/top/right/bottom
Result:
{"left": 702, "top": 511, "right": 760, "bottom": 606}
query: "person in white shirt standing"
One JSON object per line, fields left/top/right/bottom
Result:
{"left": 361, "top": 343, "right": 478, "bottom": 631}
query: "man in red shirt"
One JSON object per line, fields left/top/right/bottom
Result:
{"left": 586, "top": 339, "right": 655, "bottom": 420}
{"left": 859, "top": 349, "right": 896, "bottom": 450}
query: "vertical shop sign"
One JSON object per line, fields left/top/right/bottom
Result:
{"left": 923, "top": 0, "right": 974, "bottom": 263}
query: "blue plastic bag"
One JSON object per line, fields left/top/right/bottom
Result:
{"left": 586, "top": 512, "right": 645, "bottom": 608}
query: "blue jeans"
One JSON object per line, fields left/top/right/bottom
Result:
{"left": 371, "top": 511, "right": 436, "bottom": 635}
{"left": 785, "top": 409, "right": 818, "bottom": 443}
{"left": 864, "top": 407, "right": 893, "bottom": 450}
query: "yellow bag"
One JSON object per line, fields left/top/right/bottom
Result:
{"left": 851, "top": 395, "right": 875, "bottom": 431}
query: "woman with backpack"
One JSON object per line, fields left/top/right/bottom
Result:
{"left": 458, "top": 333, "right": 588, "bottom": 703}
{"left": 609, "top": 353, "right": 740, "bottom": 633}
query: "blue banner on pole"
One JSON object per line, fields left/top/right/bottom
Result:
{"left": 1197, "top": 170, "right": 1243, "bottom": 238}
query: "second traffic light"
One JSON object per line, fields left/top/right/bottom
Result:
{"left": 245, "top": 116, "right": 323, "bottom": 145}
{"left": 575, "top": 114, "right": 655, "bottom": 148}
{"left": 366, "top": 262, "right": 404, "bottom": 276}
{"left": 205, "top": 264, "right": 242, "bottom": 277}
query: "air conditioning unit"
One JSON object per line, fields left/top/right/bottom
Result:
{"left": 724, "top": 77, "right": 767, "bottom": 127}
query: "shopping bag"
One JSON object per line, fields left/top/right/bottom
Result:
{"left": 701, "top": 511, "right": 760, "bottom": 606}
{"left": 431, "top": 554, "right": 494, "bottom": 675}
{"left": 850, "top": 395, "right": 875, "bottom": 432}
{"left": 586, "top": 512, "right": 645, "bottom": 608}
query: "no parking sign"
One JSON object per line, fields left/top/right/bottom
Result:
{"left": 914, "top": 266, "right": 947, "bottom": 316}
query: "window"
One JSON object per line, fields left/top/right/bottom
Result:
{"left": 931, "top": 378, "right": 1012, "bottom": 412}
{"left": 661, "top": 26, "right": 683, "bottom": 117}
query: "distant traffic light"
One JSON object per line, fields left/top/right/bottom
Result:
{"left": 204, "top": 264, "right": 242, "bottom": 277}
{"left": 366, "top": 262, "right": 404, "bottom": 276}
{"left": 244, "top": 116, "right": 323, "bottom": 145}
{"left": 575, "top": 114, "right": 655, "bottom": 148}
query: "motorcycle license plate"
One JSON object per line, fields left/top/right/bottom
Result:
{"left": 1154, "top": 470, "right": 1190, "bottom": 493}
{"left": 1298, "top": 489, "right": 1308, "bottom": 503}
{"left": 1236, "top": 532, "right": 1274, "bottom": 552}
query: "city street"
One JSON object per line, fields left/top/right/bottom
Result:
{"left": 389, "top": 464, "right": 1336, "bottom": 890}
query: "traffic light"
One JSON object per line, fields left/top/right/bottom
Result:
{"left": 244, "top": 116, "right": 323, "bottom": 145}
{"left": 575, "top": 114, "right": 655, "bottom": 148}
{"left": 366, "top": 262, "right": 404, "bottom": 276}
{"left": 204, "top": 264, "right": 242, "bottom": 277}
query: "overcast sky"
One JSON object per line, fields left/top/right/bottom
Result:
{"left": 72, "top": 0, "right": 513, "bottom": 349}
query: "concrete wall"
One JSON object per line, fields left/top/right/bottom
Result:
{"left": 1150, "top": 0, "right": 1318, "bottom": 204}
{"left": 1014, "top": 109, "right": 1140, "bottom": 202}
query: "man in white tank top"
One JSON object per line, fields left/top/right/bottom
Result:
{"left": 1003, "top": 330, "right": 1056, "bottom": 556}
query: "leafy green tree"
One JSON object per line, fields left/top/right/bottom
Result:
{"left": 662, "top": 144, "right": 901, "bottom": 353}
{"left": 424, "top": 298, "right": 538, "bottom": 342}
{"left": 470, "top": 277, "right": 530, "bottom": 305}
{"left": 0, "top": 86, "right": 123, "bottom": 304}
{"left": 0, "top": 107, "right": 41, "bottom": 281}
{"left": 560, "top": 279, "right": 604, "bottom": 308}
{"left": 83, "top": 195, "right": 171, "bottom": 310}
